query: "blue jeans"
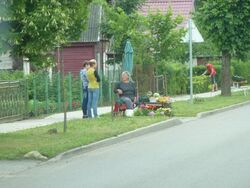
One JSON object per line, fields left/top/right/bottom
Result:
{"left": 120, "top": 96, "right": 133, "bottom": 109}
{"left": 82, "top": 87, "right": 88, "bottom": 116}
{"left": 87, "top": 88, "right": 99, "bottom": 118}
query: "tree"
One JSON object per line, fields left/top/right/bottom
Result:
{"left": 101, "top": 3, "right": 147, "bottom": 64}
{"left": 113, "top": 0, "right": 146, "bottom": 15}
{"left": 147, "top": 10, "right": 186, "bottom": 63}
{"left": 0, "top": 0, "right": 92, "bottom": 67}
{"left": 195, "top": 0, "right": 250, "bottom": 96}
{"left": 102, "top": 2, "right": 186, "bottom": 67}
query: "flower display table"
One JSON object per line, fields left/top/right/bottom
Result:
{"left": 143, "top": 102, "right": 169, "bottom": 109}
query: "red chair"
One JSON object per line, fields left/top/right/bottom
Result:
{"left": 113, "top": 102, "right": 127, "bottom": 116}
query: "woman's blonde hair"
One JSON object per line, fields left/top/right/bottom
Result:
{"left": 89, "top": 59, "right": 97, "bottom": 66}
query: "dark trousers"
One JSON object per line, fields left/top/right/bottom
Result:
{"left": 82, "top": 87, "right": 88, "bottom": 116}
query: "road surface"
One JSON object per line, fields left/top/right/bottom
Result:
{"left": 1, "top": 104, "right": 250, "bottom": 188}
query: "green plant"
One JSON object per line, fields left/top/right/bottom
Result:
{"left": 195, "top": 1, "right": 250, "bottom": 96}
{"left": 232, "top": 59, "right": 250, "bottom": 83}
{"left": 161, "top": 62, "right": 188, "bottom": 95}
{"left": 0, "top": 70, "right": 24, "bottom": 80}
{"left": 1, "top": 0, "right": 92, "bottom": 67}
{"left": 192, "top": 75, "right": 210, "bottom": 93}
{"left": 193, "top": 97, "right": 206, "bottom": 104}
{"left": 0, "top": 115, "right": 168, "bottom": 160}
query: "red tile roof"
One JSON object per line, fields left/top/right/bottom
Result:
{"left": 140, "top": 0, "right": 194, "bottom": 26}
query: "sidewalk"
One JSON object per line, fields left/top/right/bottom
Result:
{"left": 0, "top": 86, "right": 248, "bottom": 134}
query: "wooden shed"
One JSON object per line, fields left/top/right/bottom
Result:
{"left": 56, "top": 4, "right": 107, "bottom": 77}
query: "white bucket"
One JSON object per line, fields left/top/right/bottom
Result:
{"left": 125, "top": 109, "right": 134, "bottom": 117}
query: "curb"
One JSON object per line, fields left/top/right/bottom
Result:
{"left": 48, "top": 118, "right": 182, "bottom": 162}
{"left": 197, "top": 100, "right": 250, "bottom": 118}
{"left": 48, "top": 101, "right": 250, "bottom": 163}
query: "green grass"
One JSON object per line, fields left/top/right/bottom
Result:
{"left": 0, "top": 91, "right": 250, "bottom": 160}
{"left": 0, "top": 115, "right": 169, "bottom": 160}
{"left": 173, "top": 91, "right": 250, "bottom": 117}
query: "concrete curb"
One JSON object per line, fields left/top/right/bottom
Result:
{"left": 48, "top": 118, "right": 182, "bottom": 162}
{"left": 47, "top": 100, "right": 250, "bottom": 163}
{"left": 197, "top": 101, "right": 250, "bottom": 118}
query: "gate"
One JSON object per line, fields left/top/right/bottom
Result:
{"left": 0, "top": 80, "right": 28, "bottom": 123}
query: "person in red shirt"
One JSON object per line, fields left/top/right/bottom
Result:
{"left": 202, "top": 63, "right": 218, "bottom": 92}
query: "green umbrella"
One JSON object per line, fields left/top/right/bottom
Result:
{"left": 123, "top": 39, "right": 133, "bottom": 75}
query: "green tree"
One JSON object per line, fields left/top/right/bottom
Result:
{"left": 0, "top": 0, "right": 92, "bottom": 67}
{"left": 192, "top": 39, "right": 220, "bottom": 57}
{"left": 146, "top": 10, "right": 186, "bottom": 65}
{"left": 102, "top": 3, "right": 147, "bottom": 64}
{"left": 195, "top": 0, "right": 250, "bottom": 96}
{"left": 113, "top": 0, "right": 146, "bottom": 15}
{"left": 102, "top": 2, "right": 187, "bottom": 69}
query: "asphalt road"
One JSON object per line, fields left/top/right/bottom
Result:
{"left": 1, "top": 104, "right": 250, "bottom": 188}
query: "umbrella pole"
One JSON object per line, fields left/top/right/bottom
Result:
{"left": 111, "top": 56, "right": 116, "bottom": 121}
{"left": 111, "top": 81, "right": 114, "bottom": 121}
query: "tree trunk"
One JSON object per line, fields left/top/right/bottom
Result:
{"left": 221, "top": 51, "right": 231, "bottom": 96}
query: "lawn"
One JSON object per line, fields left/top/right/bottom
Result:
{"left": 0, "top": 91, "right": 249, "bottom": 160}
{"left": 0, "top": 115, "right": 169, "bottom": 160}
{"left": 173, "top": 91, "right": 250, "bottom": 117}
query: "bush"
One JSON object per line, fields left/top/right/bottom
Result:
{"left": 192, "top": 76, "right": 210, "bottom": 93}
{"left": 160, "top": 62, "right": 188, "bottom": 95}
{"left": 0, "top": 70, "right": 24, "bottom": 80}
{"left": 232, "top": 59, "right": 250, "bottom": 83}
{"left": 194, "top": 62, "right": 222, "bottom": 87}
{"left": 28, "top": 100, "right": 57, "bottom": 116}
{"left": 193, "top": 65, "right": 206, "bottom": 76}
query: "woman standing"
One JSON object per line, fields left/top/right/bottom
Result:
{"left": 87, "top": 59, "right": 100, "bottom": 118}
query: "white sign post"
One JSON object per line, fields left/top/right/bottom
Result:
{"left": 182, "top": 19, "right": 204, "bottom": 103}
{"left": 189, "top": 19, "right": 193, "bottom": 103}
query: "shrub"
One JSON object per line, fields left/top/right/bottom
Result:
{"left": 192, "top": 76, "right": 210, "bottom": 93}
{"left": 232, "top": 59, "right": 250, "bottom": 83}
{"left": 0, "top": 70, "right": 24, "bottom": 80}
{"left": 161, "top": 62, "right": 188, "bottom": 95}
{"left": 193, "top": 65, "right": 206, "bottom": 76}
{"left": 194, "top": 62, "right": 222, "bottom": 87}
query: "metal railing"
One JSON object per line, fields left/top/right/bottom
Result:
{"left": 0, "top": 80, "right": 28, "bottom": 123}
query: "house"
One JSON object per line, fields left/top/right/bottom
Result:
{"left": 58, "top": 4, "right": 108, "bottom": 77}
{"left": 140, "top": 0, "right": 194, "bottom": 26}
{"left": 60, "top": 0, "right": 195, "bottom": 77}
{"left": 0, "top": 52, "right": 13, "bottom": 70}
{"left": 0, "top": 18, "right": 13, "bottom": 70}
{"left": 134, "top": 0, "right": 196, "bottom": 94}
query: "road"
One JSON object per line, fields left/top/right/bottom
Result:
{"left": 1, "top": 104, "right": 250, "bottom": 188}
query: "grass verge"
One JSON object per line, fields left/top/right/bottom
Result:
{"left": 0, "top": 115, "right": 169, "bottom": 160}
{"left": 0, "top": 91, "right": 249, "bottom": 160}
{"left": 173, "top": 91, "right": 250, "bottom": 117}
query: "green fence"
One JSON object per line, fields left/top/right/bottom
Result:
{"left": 0, "top": 68, "right": 169, "bottom": 122}
{"left": 0, "top": 80, "right": 28, "bottom": 123}
{"left": 28, "top": 72, "right": 115, "bottom": 117}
